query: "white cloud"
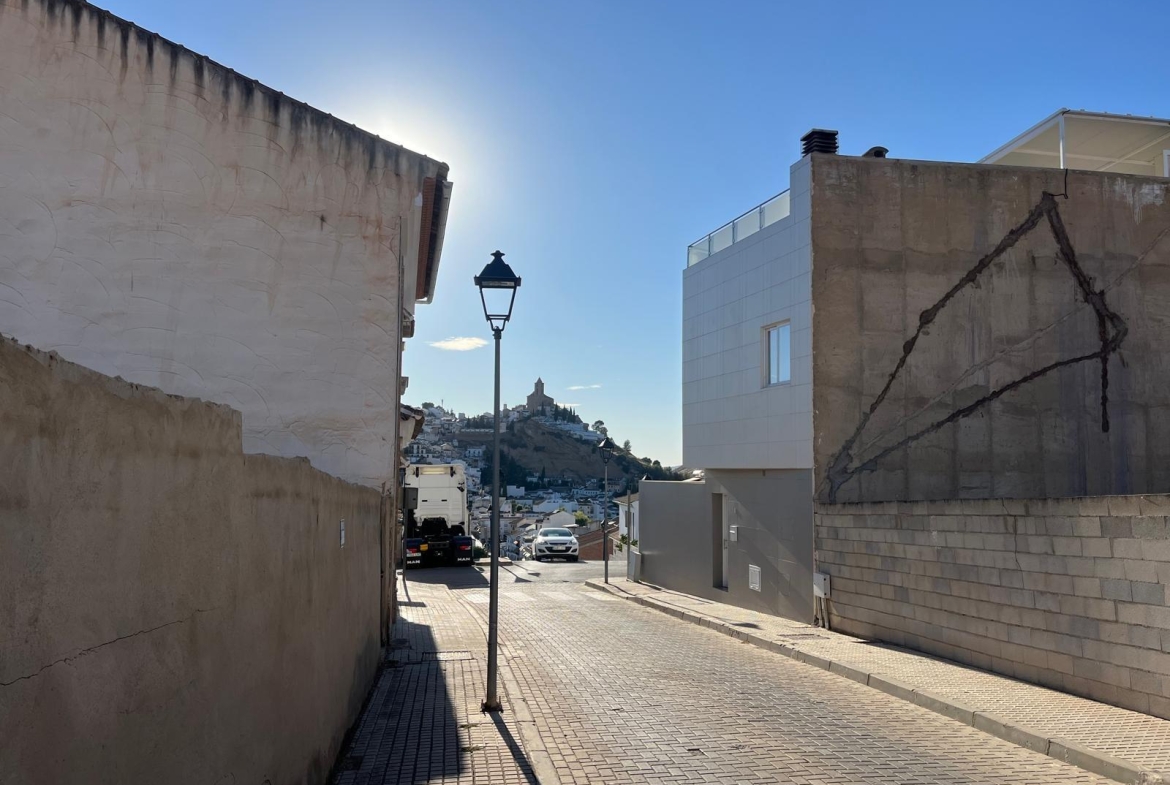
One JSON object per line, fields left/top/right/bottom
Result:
{"left": 561, "top": 403, "right": 580, "bottom": 407}
{"left": 429, "top": 336, "right": 488, "bottom": 351}
{"left": 567, "top": 384, "right": 602, "bottom": 390}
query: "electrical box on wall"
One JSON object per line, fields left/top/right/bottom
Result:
{"left": 729, "top": 525, "right": 738, "bottom": 542}
{"left": 814, "top": 572, "right": 830, "bottom": 598}
{"left": 748, "top": 564, "right": 761, "bottom": 591}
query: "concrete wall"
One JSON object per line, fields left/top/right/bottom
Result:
{"left": 0, "top": 0, "right": 449, "bottom": 487}
{"left": 810, "top": 156, "right": 1170, "bottom": 503}
{"left": 639, "top": 474, "right": 814, "bottom": 623}
{"left": 711, "top": 470, "right": 814, "bottom": 621}
{"left": 0, "top": 335, "right": 382, "bottom": 785}
{"left": 816, "top": 497, "right": 1170, "bottom": 720}
{"left": 638, "top": 480, "right": 715, "bottom": 599}
{"left": 683, "top": 157, "right": 813, "bottom": 470}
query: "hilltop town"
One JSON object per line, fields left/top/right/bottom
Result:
{"left": 405, "top": 379, "right": 682, "bottom": 557}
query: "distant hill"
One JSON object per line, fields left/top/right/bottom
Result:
{"left": 456, "top": 417, "right": 681, "bottom": 491}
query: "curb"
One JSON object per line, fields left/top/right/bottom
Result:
{"left": 584, "top": 580, "right": 1164, "bottom": 785}
{"left": 496, "top": 653, "right": 562, "bottom": 785}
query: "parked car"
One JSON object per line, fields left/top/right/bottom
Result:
{"left": 533, "top": 528, "right": 579, "bottom": 562}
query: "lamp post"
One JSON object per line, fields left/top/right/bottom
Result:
{"left": 475, "top": 250, "right": 521, "bottom": 714}
{"left": 598, "top": 436, "right": 617, "bottom": 584}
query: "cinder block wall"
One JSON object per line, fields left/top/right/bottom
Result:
{"left": 816, "top": 497, "right": 1170, "bottom": 719}
{"left": 0, "top": 336, "right": 382, "bottom": 785}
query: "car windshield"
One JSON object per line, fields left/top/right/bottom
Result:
{"left": 540, "top": 528, "right": 572, "bottom": 538}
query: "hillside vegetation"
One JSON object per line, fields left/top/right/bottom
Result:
{"left": 457, "top": 418, "right": 680, "bottom": 490}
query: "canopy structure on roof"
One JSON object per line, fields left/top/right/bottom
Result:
{"left": 981, "top": 109, "right": 1170, "bottom": 178}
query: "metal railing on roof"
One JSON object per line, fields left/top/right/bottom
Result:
{"left": 686, "top": 189, "right": 791, "bottom": 267}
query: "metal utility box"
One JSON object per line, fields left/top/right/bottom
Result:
{"left": 813, "top": 572, "right": 831, "bottom": 598}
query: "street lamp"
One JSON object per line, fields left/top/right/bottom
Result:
{"left": 475, "top": 251, "right": 521, "bottom": 714}
{"left": 598, "top": 436, "right": 618, "bottom": 584}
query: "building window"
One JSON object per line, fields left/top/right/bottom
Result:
{"left": 765, "top": 323, "right": 791, "bottom": 386}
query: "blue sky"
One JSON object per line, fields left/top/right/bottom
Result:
{"left": 103, "top": 0, "right": 1170, "bottom": 465}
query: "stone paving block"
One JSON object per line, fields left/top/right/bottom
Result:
{"left": 590, "top": 576, "right": 1170, "bottom": 784}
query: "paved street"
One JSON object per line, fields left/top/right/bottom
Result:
{"left": 337, "top": 559, "right": 1113, "bottom": 784}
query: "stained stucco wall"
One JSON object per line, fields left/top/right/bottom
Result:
{"left": 811, "top": 156, "right": 1170, "bottom": 503}
{"left": 0, "top": 0, "right": 448, "bottom": 487}
{"left": 0, "top": 335, "right": 382, "bottom": 785}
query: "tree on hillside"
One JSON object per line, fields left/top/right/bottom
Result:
{"left": 421, "top": 401, "right": 435, "bottom": 409}
{"left": 622, "top": 439, "right": 632, "bottom": 453}
{"left": 574, "top": 510, "right": 590, "bottom": 527}
{"left": 592, "top": 420, "right": 608, "bottom": 437}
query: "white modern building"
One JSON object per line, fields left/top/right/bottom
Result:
{"left": 643, "top": 112, "right": 1170, "bottom": 622}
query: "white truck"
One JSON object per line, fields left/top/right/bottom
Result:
{"left": 402, "top": 464, "right": 474, "bottom": 568}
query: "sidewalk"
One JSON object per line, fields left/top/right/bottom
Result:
{"left": 333, "top": 570, "right": 543, "bottom": 785}
{"left": 587, "top": 577, "right": 1170, "bottom": 785}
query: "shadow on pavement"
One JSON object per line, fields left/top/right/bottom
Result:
{"left": 489, "top": 712, "right": 541, "bottom": 785}
{"left": 332, "top": 615, "right": 464, "bottom": 784}
{"left": 402, "top": 564, "right": 490, "bottom": 588}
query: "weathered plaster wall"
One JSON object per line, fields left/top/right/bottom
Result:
{"left": 812, "top": 156, "right": 1170, "bottom": 503}
{"left": 816, "top": 497, "right": 1170, "bottom": 720}
{"left": 0, "top": 334, "right": 382, "bottom": 785}
{"left": 0, "top": 0, "right": 448, "bottom": 487}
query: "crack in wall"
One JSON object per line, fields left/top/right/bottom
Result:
{"left": 0, "top": 607, "right": 219, "bottom": 687}
{"left": 825, "top": 191, "right": 1129, "bottom": 502}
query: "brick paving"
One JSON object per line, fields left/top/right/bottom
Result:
{"left": 333, "top": 569, "right": 538, "bottom": 785}
{"left": 336, "top": 562, "right": 1128, "bottom": 784}
{"left": 476, "top": 566, "right": 1115, "bottom": 785}
{"left": 598, "top": 576, "right": 1170, "bottom": 779}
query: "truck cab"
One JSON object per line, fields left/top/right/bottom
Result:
{"left": 402, "top": 464, "right": 475, "bottom": 568}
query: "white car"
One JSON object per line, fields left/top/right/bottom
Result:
{"left": 533, "top": 528, "right": 579, "bottom": 562}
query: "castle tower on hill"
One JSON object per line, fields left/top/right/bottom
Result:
{"left": 526, "top": 378, "right": 554, "bottom": 413}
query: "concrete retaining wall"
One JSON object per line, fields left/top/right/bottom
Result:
{"left": 0, "top": 335, "right": 382, "bottom": 785}
{"left": 810, "top": 156, "right": 1170, "bottom": 503}
{"left": 816, "top": 497, "right": 1170, "bottom": 719}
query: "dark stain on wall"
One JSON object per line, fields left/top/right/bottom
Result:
{"left": 824, "top": 191, "right": 1129, "bottom": 502}
{"left": 167, "top": 41, "right": 179, "bottom": 85}
{"left": 94, "top": 10, "right": 105, "bottom": 49}
{"left": 192, "top": 55, "right": 204, "bottom": 97}
{"left": 14, "top": 0, "right": 445, "bottom": 175}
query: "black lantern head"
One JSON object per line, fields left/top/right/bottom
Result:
{"left": 474, "top": 251, "right": 521, "bottom": 333}
{"left": 597, "top": 436, "right": 618, "bottom": 462}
